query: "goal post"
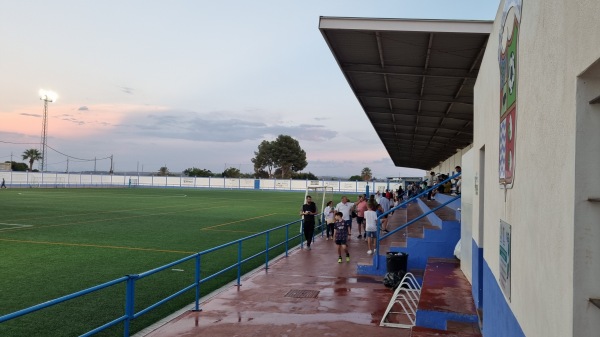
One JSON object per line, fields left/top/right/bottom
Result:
{"left": 128, "top": 178, "right": 139, "bottom": 188}
{"left": 303, "top": 185, "right": 335, "bottom": 233}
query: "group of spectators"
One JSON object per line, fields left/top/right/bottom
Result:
{"left": 300, "top": 166, "right": 462, "bottom": 263}
{"left": 301, "top": 189, "right": 405, "bottom": 262}
{"left": 425, "top": 166, "right": 462, "bottom": 201}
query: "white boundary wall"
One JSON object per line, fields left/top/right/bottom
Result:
{"left": 469, "top": 1, "right": 600, "bottom": 336}
{"left": 0, "top": 171, "right": 394, "bottom": 194}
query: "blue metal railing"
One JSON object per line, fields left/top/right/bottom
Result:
{"left": 0, "top": 216, "right": 320, "bottom": 336}
{"left": 374, "top": 173, "right": 461, "bottom": 270}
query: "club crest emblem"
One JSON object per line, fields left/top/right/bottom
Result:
{"left": 498, "top": 0, "right": 522, "bottom": 188}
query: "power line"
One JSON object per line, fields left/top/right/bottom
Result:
{"left": 0, "top": 140, "right": 111, "bottom": 162}
{"left": 45, "top": 144, "right": 111, "bottom": 162}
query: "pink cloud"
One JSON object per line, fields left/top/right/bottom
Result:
{"left": 1, "top": 103, "right": 165, "bottom": 139}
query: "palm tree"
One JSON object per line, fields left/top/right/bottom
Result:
{"left": 361, "top": 167, "right": 373, "bottom": 181}
{"left": 22, "top": 149, "right": 42, "bottom": 172}
{"left": 158, "top": 166, "right": 169, "bottom": 176}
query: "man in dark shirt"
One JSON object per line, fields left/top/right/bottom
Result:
{"left": 301, "top": 195, "right": 317, "bottom": 250}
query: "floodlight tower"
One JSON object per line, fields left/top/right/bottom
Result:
{"left": 39, "top": 89, "right": 57, "bottom": 172}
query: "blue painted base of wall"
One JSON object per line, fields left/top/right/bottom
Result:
{"left": 472, "top": 239, "right": 483, "bottom": 309}
{"left": 475, "top": 243, "right": 525, "bottom": 337}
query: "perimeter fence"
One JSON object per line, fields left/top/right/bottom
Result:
{"left": 0, "top": 171, "right": 400, "bottom": 193}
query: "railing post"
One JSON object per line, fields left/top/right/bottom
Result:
{"left": 265, "top": 231, "right": 270, "bottom": 269}
{"left": 237, "top": 241, "right": 243, "bottom": 286}
{"left": 124, "top": 274, "right": 137, "bottom": 337}
{"left": 375, "top": 219, "right": 381, "bottom": 270}
{"left": 285, "top": 224, "right": 289, "bottom": 257}
{"left": 300, "top": 220, "right": 304, "bottom": 249}
{"left": 193, "top": 254, "right": 201, "bottom": 311}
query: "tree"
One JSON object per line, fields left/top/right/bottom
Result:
{"left": 22, "top": 149, "right": 42, "bottom": 172}
{"left": 272, "top": 135, "right": 307, "bottom": 178}
{"left": 5, "top": 161, "right": 28, "bottom": 171}
{"left": 251, "top": 140, "right": 275, "bottom": 178}
{"left": 254, "top": 169, "right": 269, "bottom": 179}
{"left": 252, "top": 135, "right": 307, "bottom": 179}
{"left": 183, "top": 167, "right": 213, "bottom": 177}
{"left": 361, "top": 167, "right": 373, "bottom": 181}
{"left": 292, "top": 172, "right": 319, "bottom": 180}
{"left": 348, "top": 175, "right": 362, "bottom": 181}
{"left": 222, "top": 167, "right": 241, "bottom": 178}
{"left": 158, "top": 166, "right": 169, "bottom": 176}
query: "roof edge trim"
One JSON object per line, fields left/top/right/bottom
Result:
{"left": 319, "top": 16, "right": 493, "bottom": 34}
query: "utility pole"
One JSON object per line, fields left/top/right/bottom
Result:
{"left": 39, "top": 90, "right": 57, "bottom": 172}
{"left": 66, "top": 158, "right": 69, "bottom": 173}
{"left": 94, "top": 157, "right": 97, "bottom": 172}
{"left": 109, "top": 155, "right": 114, "bottom": 174}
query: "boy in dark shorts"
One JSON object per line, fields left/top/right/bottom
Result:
{"left": 333, "top": 211, "right": 350, "bottom": 263}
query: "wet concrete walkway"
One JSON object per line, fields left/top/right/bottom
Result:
{"left": 139, "top": 215, "right": 410, "bottom": 337}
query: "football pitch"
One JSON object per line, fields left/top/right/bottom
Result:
{"left": 0, "top": 187, "right": 315, "bottom": 336}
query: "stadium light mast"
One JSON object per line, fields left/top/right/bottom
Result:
{"left": 39, "top": 89, "right": 58, "bottom": 172}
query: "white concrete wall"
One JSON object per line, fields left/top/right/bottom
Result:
{"left": 460, "top": 148, "right": 475, "bottom": 282}
{"left": 472, "top": 0, "right": 600, "bottom": 336}
{"left": 431, "top": 145, "right": 471, "bottom": 176}
{"left": 574, "top": 62, "right": 600, "bottom": 335}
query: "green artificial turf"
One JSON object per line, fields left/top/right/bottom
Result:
{"left": 0, "top": 188, "right": 316, "bottom": 336}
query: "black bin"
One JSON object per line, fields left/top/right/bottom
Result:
{"left": 386, "top": 252, "right": 408, "bottom": 273}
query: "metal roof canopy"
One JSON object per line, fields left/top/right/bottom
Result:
{"left": 319, "top": 17, "right": 493, "bottom": 170}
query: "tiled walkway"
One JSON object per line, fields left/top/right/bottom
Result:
{"left": 138, "top": 213, "right": 411, "bottom": 337}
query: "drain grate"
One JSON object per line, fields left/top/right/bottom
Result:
{"left": 284, "top": 289, "right": 319, "bottom": 298}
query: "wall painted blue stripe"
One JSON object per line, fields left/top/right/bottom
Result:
{"left": 472, "top": 239, "right": 483, "bottom": 309}
{"left": 477, "top": 242, "right": 526, "bottom": 337}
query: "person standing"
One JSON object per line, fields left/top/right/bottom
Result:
{"left": 354, "top": 195, "right": 368, "bottom": 239}
{"left": 454, "top": 166, "right": 462, "bottom": 195}
{"left": 427, "top": 171, "right": 436, "bottom": 201}
{"left": 376, "top": 204, "right": 388, "bottom": 232}
{"left": 1, "top": 178, "right": 6, "bottom": 189}
{"left": 324, "top": 200, "right": 335, "bottom": 240}
{"left": 335, "top": 196, "right": 354, "bottom": 237}
{"left": 375, "top": 191, "right": 382, "bottom": 205}
{"left": 300, "top": 195, "right": 317, "bottom": 250}
{"left": 333, "top": 212, "right": 350, "bottom": 263}
{"left": 378, "top": 194, "right": 391, "bottom": 232}
{"left": 364, "top": 204, "right": 378, "bottom": 254}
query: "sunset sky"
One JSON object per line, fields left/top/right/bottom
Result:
{"left": 0, "top": 1, "right": 498, "bottom": 178}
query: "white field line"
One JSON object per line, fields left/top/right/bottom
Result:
{"left": 0, "top": 223, "right": 33, "bottom": 231}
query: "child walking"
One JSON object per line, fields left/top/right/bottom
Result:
{"left": 333, "top": 211, "right": 350, "bottom": 263}
{"left": 364, "top": 204, "right": 378, "bottom": 254}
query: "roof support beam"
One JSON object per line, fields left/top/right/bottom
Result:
{"left": 373, "top": 122, "right": 473, "bottom": 134}
{"left": 366, "top": 108, "right": 473, "bottom": 122}
{"left": 357, "top": 91, "right": 473, "bottom": 105}
{"left": 343, "top": 63, "right": 477, "bottom": 79}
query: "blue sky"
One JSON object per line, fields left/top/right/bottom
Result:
{"left": 0, "top": 1, "right": 499, "bottom": 178}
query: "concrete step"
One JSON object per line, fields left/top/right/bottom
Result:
{"left": 357, "top": 201, "right": 459, "bottom": 275}
{"left": 415, "top": 258, "right": 478, "bottom": 331}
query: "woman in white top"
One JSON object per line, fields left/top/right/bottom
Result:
{"left": 324, "top": 200, "right": 335, "bottom": 240}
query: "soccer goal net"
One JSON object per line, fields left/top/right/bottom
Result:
{"left": 128, "top": 178, "right": 139, "bottom": 188}
{"left": 29, "top": 176, "right": 40, "bottom": 188}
